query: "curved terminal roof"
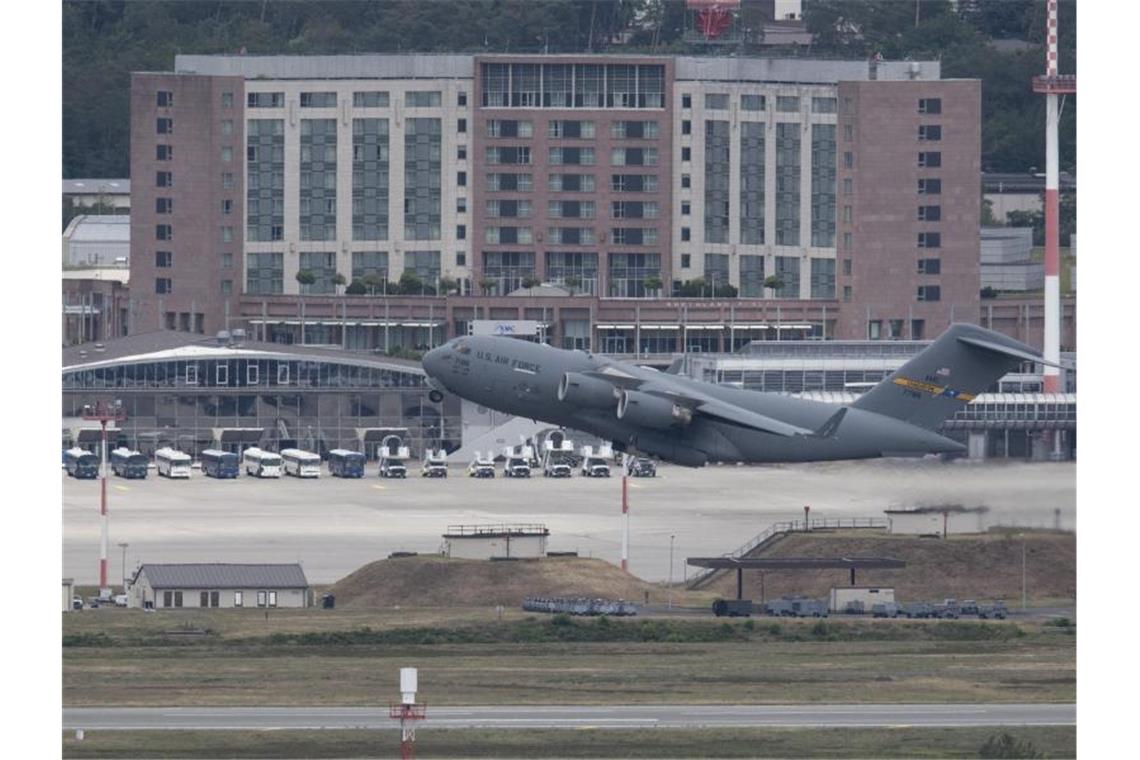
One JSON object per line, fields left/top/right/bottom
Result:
{"left": 62, "top": 330, "right": 424, "bottom": 376}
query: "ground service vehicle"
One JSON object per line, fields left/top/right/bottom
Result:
{"left": 903, "top": 602, "right": 935, "bottom": 619}
{"left": 380, "top": 458, "right": 408, "bottom": 478}
{"left": 978, "top": 601, "right": 1008, "bottom": 619}
{"left": 110, "top": 447, "right": 149, "bottom": 479}
{"left": 243, "top": 447, "right": 283, "bottom": 478}
{"left": 792, "top": 598, "right": 829, "bottom": 618}
{"left": 763, "top": 598, "right": 798, "bottom": 617}
{"left": 328, "top": 449, "right": 366, "bottom": 478}
{"left": 155, "top": 447, "right": 192, "bottom": 478}
{"left": 871, "top": 602, "right": 902, "bottom": 618}
{"left": 467, "top": 452, "right": 495, "bottom": 478}
{"left": 712, "top": 599, "right": 754, "bottom": 617}
{"left": 200, "top": 449, "right": 239, "bottom": 479}
{"left": 629, "top": 457, "right": 657, "bottom": 477}
{"left": 64, "top": 448, "right": 99, "bottom": 479}
{"left": 581, "top": 456, "right": 611, "bottom": 477}
{"left": 933, "top": 599, "right": 961, "bottom": 619}
{"left": 281, "top": 448, "right": 321, "bottom": 478}
{"left": 504, "top": 456, "right": 531, "bottom": 478}
{"left": 959, "top": 599, "right": 979, "bottom": 615}
{"left": 421, "top": 449, "right": 448, "bottom": 478}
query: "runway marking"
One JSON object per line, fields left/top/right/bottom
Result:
{"left": 114, "top": 485, "right": 130, "bottom": 492}
{"left": 372, "top": 484, "right": 387, "bottom": 491}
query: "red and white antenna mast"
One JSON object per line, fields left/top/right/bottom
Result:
{"left": 82, "top": 400, "right": 126, "bottom": 597}
{"left": 1032, "top": 0, "right": 1075, "bottom": 396}
{"left": 389, "top": 667, "right": 426, "bottom": 759}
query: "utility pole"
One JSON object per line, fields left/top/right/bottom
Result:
{"left": 668, "top": 534, "right": 675, "bottom": 610}
{"left": 118, "top": 542, "right": 129, "bottom": 591}
{"left": 1021, "top": 536, "right": 1028, "bottom": 612}
{"left": 620, "top": 456, "right": 630, "bottom": 572}
{"left": 83, "top": 401, "right": 126, "bottom": 598}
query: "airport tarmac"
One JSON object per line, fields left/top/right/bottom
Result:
{"left": 64, "top": 703, "right": 1076, "bottom": 730}
{"left": 63, "top": 458, "right": 1075, "bottom": 584}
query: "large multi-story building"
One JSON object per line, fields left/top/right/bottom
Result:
{"left": 125, "top": 53, "right": 1004, "bottom": 351}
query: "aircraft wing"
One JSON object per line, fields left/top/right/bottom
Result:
{"left": 585, "top": 367, "right": 817, "bottom": 438}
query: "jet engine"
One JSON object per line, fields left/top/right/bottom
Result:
{"left": 557, "top": 372, "right": 619, "bottom": 408}
{"left": 616, "top": 390, "right": 693, "bottom": 430}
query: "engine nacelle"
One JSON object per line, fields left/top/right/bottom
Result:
{"left": 629, "top": 432, "right": 708, "bottom": 468}
{"left": 616, "top": 390, "right": 693, "bottom": 430}
{"left": 557, "top": 372, "right": 619, "bottom": 408}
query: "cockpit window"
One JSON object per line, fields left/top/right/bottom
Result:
{"left": 454, "top": 339, "right": 471, "bottom": 355}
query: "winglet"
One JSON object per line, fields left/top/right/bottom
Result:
{"left": 808, "top": 407, "right": 847, "bottom": 439}
{"left": 957, "top": 334, "right": 1062, "bottom": 369}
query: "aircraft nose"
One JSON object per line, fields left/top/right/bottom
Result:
{"left": 422, "top": 346, "right": 447, "bottom": 378}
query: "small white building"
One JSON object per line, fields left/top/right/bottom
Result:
{"left": 885, "top": 506, "right": 988, "bottom": 537}
{"left": 829, "top": 586, "right": 895, "bottom": 613}
{"left": 442, "top": 524, "right": 549, "bottom": 560}
{"left": 63, "top": 578, "right": 75, "bottom": 612}
{"left": 128, "top": 563, "right": 309, "bottom": 609}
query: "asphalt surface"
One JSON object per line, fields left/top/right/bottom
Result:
{"left": 63, "top": 458, "right": 1076, "bottom": 583}
{"left": 63, "top": 704, "right": 1076, "bottom": 730}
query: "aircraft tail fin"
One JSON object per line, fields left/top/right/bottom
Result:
{"left": 664, "top": 357, "right": 684, "bottom": 375}
{"left": 851, "top": 324, "right": 1045, "bottom": 430}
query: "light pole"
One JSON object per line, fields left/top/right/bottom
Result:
{"left": 1021, "top": 535, "right": 1028, "bottom": 612}
{"left": 83, "top": 400, "right": 126, "bottom": 598}
{"left": 118, "top": 542, "right": 129, "bottom": 591}
{"left": 668, "top": 534, "right": 675, "bottom": 611}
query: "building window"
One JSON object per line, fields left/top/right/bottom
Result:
{"left": 155, "top": 278, "right": 172, "bottom": 294}
{"left": 221, "top": 252, "right": 233, "bottom": 269}
{"left": 776, "top": 95, "right": 800, "bottom": 112}
{"left": 842, "top": 205, "right": 852, "bottom": 223}
{"left": 155, "top": 224, "right": 172, "bottom": 240}
{"left": 917, "top": 232, "right": 941, "bottom": 248}
{"left": 681, "top": 201, "right": 691, "bottom": 216}
{"left": 257, "top": 590, "right": 267, "bottom": 607}
{"left": 775, "top": 122, "right": 801, "bottom": 246}
{"left": 681, "top": 146, "right": 691, "bottom": 162}
{"left": 917, "top": 258, "right": 941, "bottom": 274}
{"left": 221, "top": 92, "right": 233, "bottom": 108}
{"left": 682, "top": 93, "right": 692, "bottom": 109}
{"left": 843, "top": 285, "right": 852, "bottom": 302}
{"left": 681, "top": 227, "right": 690, "bottom": 242}
{"left": 458, "top": 171, "right": 467, "bottom": 186}
{"left": 918, "top": 124, "right": 942, "bottom": 141}
{"left": 458, "top": 118, "right": 467, "bottom": 134}
{"left": 221, "top": 119, "right": 233, "bottom": 136}
{"left": 457, "top": 144, "right": 467, "bottom": 160}
{"left": 406, "top": 90, "right": 442, "bottom": 107}
{"left": 704, "top": 93, "right": 729, "bottom": 110}
{"left": 457, "top": 224, "right": 466, "bottom": 240}
{"left": 681, "top": 120, "right": 691, "bottom": 135}
{"left": 155, "top": 90, "right": 174, "bottom": 107}
{"left": 917, "top": 205, "right": 941, "bottom": 221}
{"left": 156, "top": 198, "right": 173, "bottom": 214}
{"left": 458, "top": 90, "right": 467, "bottom": 106}
{"left": 681, "top": 253, "right": 691, "bottom": 268}
{"left": 457, "top": 197, "right": 467, "bottom": 213}
{"left": 911, "top": 319, "right": 925, "bottom": 339}
{"left": 842, "top": 258, "right": 852, "bottom": 276}
{"left": 843, "top": 151, "right": 853, "bottom": 169}
{"left": 918, "top": 151, "right": 942, "bottom": 168}
{"left": 222, "top": 172, "right": 234, "bottom": 189}
{"left": 868, "top": 320, "right": 882, "bottom": 340}
{"left": 681, "top": 174, "right": 690, "bottom": 189}
{"left": 811, "top": 97, "right": 837, "bottom": 113}
{"left": 156, "top": 118, "right": 173, "bottom": 135}
{"left": 488, "top": 119, "right": 534, "bottom": 138}
{"left": 246, "top": 252, "right": 284, "bottom": 295}
{"left": 156, "top": 144, "right": 173, "bottom": 161}
{"left": 844, "top": 124, "right": 853, "bottom": 141}
{"left": 221, "top": 279, "right": 233, "bottom": 296}
{"left": 222, "top": 226, "right": 234, "bottom": 242}
{"left": 222, "top": 199, "right": 234, "bottom": 215}
{"left": 456, "top": 252, "right": 466, "bottom": 266}
{"left": 843, "top": 178, "right": 853, "bottom": 195}
{"left": 917, "top": 285, "right": 941, "bottom": 302}
{"left": 155, "top": 251, "right": 172, "bottom": 268}
{"left": 269, "top": 591, "right": 278, "bottom": 607}
{"left": 234, "top": 591, "right": 243, "bottom": 607}
{"left": 221, "top": 146, "right": 233, "bottom": 163}
{"left": 842, "top": 232, "right": 852, "bottom": 249}
{"left": 354, "top": 91, "right": 390, "bottom": 107}
{"left": 918, "top": 178, "right": 942, "bottom": 195}
{"left": 741, "top": 94, "right": 765, "bottom": 111}
{"left": 810, "top": 257, "right": 836, "bottom": 299}
{"left": 918, "top": 98, "right": 942, "bottom": 114}
{"left": 300, "top": 91, "right": 337, "bottom": 108}
{"left": 248, "top": 92, "right": 284, "bottom": 108}
{"left": 550, "top": 120, "right": 594, "bottom": 138}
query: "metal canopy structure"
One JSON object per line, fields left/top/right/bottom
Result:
{"left": 686, "top": 556, "right": 907, "bottom": 600}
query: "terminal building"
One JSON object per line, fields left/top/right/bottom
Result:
{"left": 121, "top": 52, "right": 1033, "bottom": 350}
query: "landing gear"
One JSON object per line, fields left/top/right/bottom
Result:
{"left": 428, "top": 390, "right": 444, "bottom": 403}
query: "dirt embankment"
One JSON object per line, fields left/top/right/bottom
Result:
{"left": 328, "top": 555, "right": 661, "bottom": 608}
{"left": 701, "top": 530, "right": 1075, "bottom": 603}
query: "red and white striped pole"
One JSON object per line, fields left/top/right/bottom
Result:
{"left": 99, "top": 419, "right": 109, "bottom": 595}
{"left": 620, "top": 460, "right": 629, "bottom": 572}
{"left": 1042, "top": 0, "right": 1061, "bottom": 396}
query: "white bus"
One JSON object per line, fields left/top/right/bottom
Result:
{"left": 281, "top": 448, "right": 321, "bottom": 478}
{"left": 155, "top": 447, "right": 192, "bottom": 478}
{"left": 243, "top": 447, "right": 283, "bottom": 478}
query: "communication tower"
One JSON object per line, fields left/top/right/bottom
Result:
{"left": 684, "top": 0, "right": 742, "bottom": 44}
{"left": 82, "top": 400, "right": 127, "bottom": 597}
{"left": 388, "top": 667, "right": 426, "bottom": 760}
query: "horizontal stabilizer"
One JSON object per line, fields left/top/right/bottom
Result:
{"left": 956, "top": 334, "right": 1060, "bottom": 368}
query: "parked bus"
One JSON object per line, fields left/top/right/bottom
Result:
{"left": 281, "top": 448, "right": 321, "bottom": 478}
{"left": 155, "top": 447, "right": 192, "bottom": 478}
{"left": 327, "top": 449, "right": 365, "bottom": 478}
{"left": 110, "top": 447, "right": 149, "bottom": 479}
{"left": 64, "top": 448, "right": 99, "bottom": 479}
{"left": 243, "top": 447, "right": 283, "bottom": 478}
{"left": 201, "top": 449, "right": 239, "bottom": 479}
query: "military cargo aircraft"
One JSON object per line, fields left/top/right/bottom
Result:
{"left": 422, "top": 324, "right": 1049, "bottom": 467}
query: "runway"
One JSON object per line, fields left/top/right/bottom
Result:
{"left": 64, "top": 703, "right": 1076, "bottom": 730}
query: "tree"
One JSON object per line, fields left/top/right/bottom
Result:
{"left": 521, "top": 275, "right": 542, "bottom": 290}
{"left": 763, "top": 274, "right": 785, "bottom": 297}
{"left": 563, "top": 275, "right": 582, "bottom": 296}
{"left": 332, "top": 272, "right": 347, "bottom": 294}
{"left": 643, "top": 274, "right": 663, "bottom": 295}
{"left": 360, "top": 272, "right": 387, "bottom": 295}
{"left": 295, "top": 269, "right": 316, "bottom": 285}
{"left": 479, "top": 278, "right": 496, "bottom": 296}
{"left": 438, "top": 275, "right": 458, "bottom": 295}
{"left": 397, "top": 270, "right": 424, "bottom": 295}
{"left": 345, "top": 279, "right": 367, "bottom": 296}
{"left": 978, "top": 732, "right": 1044, "bottom": 759}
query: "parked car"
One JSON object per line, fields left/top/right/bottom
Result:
{"left": 379, "top": 459, "right": 407, "bottom": 479}
{"left": 420, "top": 459, "right": 448, "bottom": 478}
{"left": 792, "top": 598, "right": 829, "bottom": 618}
{"left": 503, "top": 456, "right": 531, "bottom": 478}
{"left": 581, "top": 456, "right": 611, "bottom": 478}
{"left": 629, "top": 457, "right": 657, "bottom": 477}
{"left": 467, "top": 458, "right": 495, "bottom": 478}
{"left": 959, "top": 599, "right": 979, "bottom": 616}
{"left": 871, "top": 602, "right": 902, "bottom": 618}
{"left": 71, "top": 596, "right": 83, "bottom": 610}
{"left": 978, "top": 601, "right": 1008, "bottom": 620}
